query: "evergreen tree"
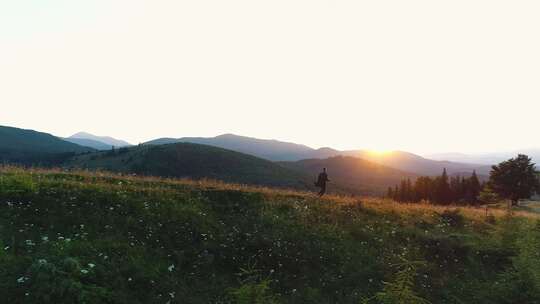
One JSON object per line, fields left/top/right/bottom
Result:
{"left": 435, "top": 169, "right": 451, "bottom": 204}
{"left": 399, "top": 180, "right": 408, "bottom": 202}
{"left": 489, "top": 154, "right": 540, "bottom": 206}
{"left": 469, "top": 170, "right": 481, "bottom": 204}
{"left": 450, "top": 175, "right": 462, "bottom": 203}
{"left": 387, "top": 187, "right": 394, "bottom": 199}
{"left": 406, "top": 179, "right": 413, "bottom": 202}
{"left": 460, "top": 176, "right": 468, "bottom": 202}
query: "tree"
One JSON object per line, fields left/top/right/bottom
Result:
{"left": 450, "top": 175, "right": 462, "bottom": 203}
{"left": 406, "top": 179, "right": 413, "bottom": 202}
{"left": 468, "top": 170, "right": 481, "bottom": 204}
{"left": 399, "top": 180, "right": 408, "bottom": 202}
{"left": 414, "top": 176, "right": 433, "bottom": 202}
{"left": 387, "top": 187, "right": 394, "bottom": 199}
{"left": 488, "top": 154, "right": 540, "bottom": 206}
{"left": 435, "top": 169, "right": 451, "bottom": 204}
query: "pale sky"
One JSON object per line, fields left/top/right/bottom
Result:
{"left": 1, "top": 0, "right": 539, "bottom": 154}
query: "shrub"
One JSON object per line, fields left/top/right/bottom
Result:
{"left": 440, "top": 209, "right": 464, "bottom": 228}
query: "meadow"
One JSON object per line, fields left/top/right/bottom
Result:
{"left": 1, "top": 166, "right": 539, "bottom": 303}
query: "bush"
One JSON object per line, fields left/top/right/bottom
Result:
{"left": 440, "top": 209, "right": 464, "bottom": 228}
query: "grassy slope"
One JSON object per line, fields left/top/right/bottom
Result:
{"left": 0, "top": 167, "right": 539, "bottom": 303}
{"left": 0, "top": 126, "right": 93, "bottom": 165}
{"left": 67, "top": 143, "right": 312, "bottom": 191}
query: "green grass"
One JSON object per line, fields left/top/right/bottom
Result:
{"left": 0, "top": 167, "right": 539, "bottom": 303}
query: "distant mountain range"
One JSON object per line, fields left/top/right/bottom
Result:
{"left": 145, "top": 134, "right": 329, "bottom": 161}
{"left": 1, "top": 125, "right": 526, "bottom": 195}
{"left": 426, "top": 151, "right": 540, "bottom": 166}
{"left": 66, "top": 132, "right": 132, "bottom": 149}
{"left": 145, "top": 134, "right": 491, "bottom": 176}
{"left": 343, "top": 150, "right": 491, "bottom": 176}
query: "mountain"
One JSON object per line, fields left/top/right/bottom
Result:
{"left": 69, "top": 132, "right": 131, "bottom": 148}
{"left": 0, "top": 125, "right": 94, "bottom": 165}
{"left": 341, "top": 150, "right": 491, "bottom": 176}
{"left": 67, "top": 143, "right": 311, "bottom": 190}
{"left": 424, "top": 152, "right": 495, "bottom": 165}
{"left": 63, "top": 137, "right": 113, "bottom": 150}
{"left": 426, "top": 150, "right": 540, "bottom": 167}
{"left": 145, "top": 134, "right": 317, "bottom": 161}
{"left": 281, "top": 156, "right": 418, "bottom": 195}
{"left": 145, "top": 134, "right": 488, "bottom": 176}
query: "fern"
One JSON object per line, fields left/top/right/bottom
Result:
{"left": 229, "top": 261, "right": 280, "bottom": 304}
{"left": 363, "top": 257, "right": 430, "bottom": 304}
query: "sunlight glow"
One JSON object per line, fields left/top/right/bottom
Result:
{"left": 366, "top": 150, "right": 394, "bottom": 157}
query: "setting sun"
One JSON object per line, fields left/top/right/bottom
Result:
{"left": 366, "top": 149, "right": 394, "bottom": 156}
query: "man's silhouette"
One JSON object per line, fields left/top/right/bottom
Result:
{"left": 315, "top": 168, "right": 330, "bottom": 197}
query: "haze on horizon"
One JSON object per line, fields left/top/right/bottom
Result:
{"left": 1, "top": 0, "right": 539, "bottom": 155}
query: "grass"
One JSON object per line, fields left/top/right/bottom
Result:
{"left": 1, "top": 166, "right": 540, "bottom": 303}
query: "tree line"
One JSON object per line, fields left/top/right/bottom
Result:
{"left": 387, "top": 154, "right": 540, "bottom": 206}
{"left": 387, "top": 169, "right": 482, "bottom": 205}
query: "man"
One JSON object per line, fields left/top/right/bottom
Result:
{"left": 315, "top": 168, "right": 330, "bottom": 197}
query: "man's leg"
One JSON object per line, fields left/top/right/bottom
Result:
{"left": 319, "top": 185, "right": 326, "bottom": 196}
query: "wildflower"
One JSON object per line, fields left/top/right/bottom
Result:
{"left": 81, "top": 269, "right": 89, "bottom": 274}
{"left": 88, "top": 263, "right": 96, "bottom": 268}
{"left": 168, "top": 264, "right": 175, "bottom": 272}
{"left": 17, "top": 276, "right": 28, "bottom": 283}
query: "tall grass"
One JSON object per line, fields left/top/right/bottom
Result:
{"left": 0, "top": 166, "right": 539, "bottom": 303}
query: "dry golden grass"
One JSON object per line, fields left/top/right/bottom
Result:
{"left": 2, "top": 165, "right": 538, "bottom": 221}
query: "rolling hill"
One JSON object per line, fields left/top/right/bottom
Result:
{"left": 281, "top": 156, "right": 418, "bottom": 195}
{"left": 67, "top": 143, "right": 311, "bottom": 190}
{"left": 0, "top": 125, "right": 94, "bottom": 165}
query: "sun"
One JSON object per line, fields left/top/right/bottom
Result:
{"left": 366, "top": 149, "right": 394, "bottom": 156}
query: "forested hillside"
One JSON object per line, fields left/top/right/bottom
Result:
{"left": 67, "top": 143, "right": 312, "bottom": 190}
{"left": 0, "top": 126, "right": 93, "bottom": 165}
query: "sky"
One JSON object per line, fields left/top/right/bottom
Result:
{"left": 1, "top": 0, "right": 539, "bottom": 154}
